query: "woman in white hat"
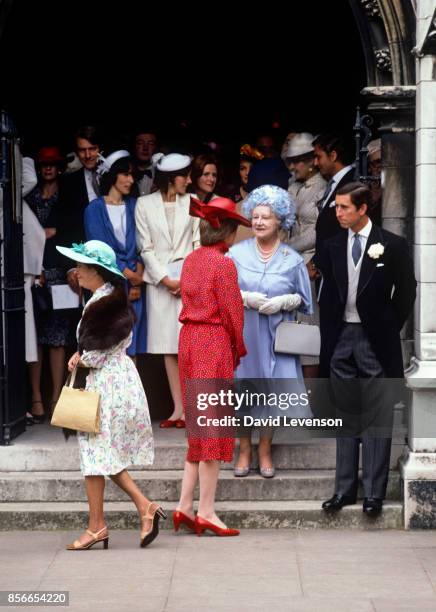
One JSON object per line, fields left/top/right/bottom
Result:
{"left": 287, "top": 133, "right": 327, "bottom": 377}
{"left": 84, "top": 151, "right": 147, "bottom": 363}
{"left": 135, "top": 153, "right": 200, "bottom": 428}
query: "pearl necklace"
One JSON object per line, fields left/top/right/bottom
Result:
{"left": 255, "top": 238, "right": 280, "bottom": 263}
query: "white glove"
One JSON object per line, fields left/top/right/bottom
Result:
{"left": 258, "top": 293, "right": 302, "bottom": 315}
{"left": 240, "top": 290, "right": 268, "bottom": 310}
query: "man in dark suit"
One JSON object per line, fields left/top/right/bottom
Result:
{"left": 318, "top": 182, "right": 416, "bottom": 515}
{"left": 130, "top": 129, "right": 158, "bottom": 198}
{"left": 59, "top": 125, "right": 103, "bottom": 244}
{"left": 312, "top": 134, "right": 355, "bottom": 269}
{"left": 57, "top": 126, "right": 103, "bottom": 289}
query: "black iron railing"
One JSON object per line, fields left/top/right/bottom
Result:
{"left": 0, "top": 110, "right": 26, "bottom": 445}
{"left": 353, "top": 106, "right": 379, "bottom": 185}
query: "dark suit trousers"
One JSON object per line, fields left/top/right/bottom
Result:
{"left": 330, "top": 323, "right": 392, "bottom": 500}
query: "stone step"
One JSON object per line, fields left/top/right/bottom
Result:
{"left": 0, "top": 424, "right": 406, "bottom": 471}
{"left": 0, "top": 470, "right": 401, "bottom": 502}
{"left": 0, "top": 501, "right": 403, "bottom": 530}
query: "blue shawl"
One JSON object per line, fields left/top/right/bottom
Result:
{"left": 84, "top": 196, "right": 141, "bottom": 272}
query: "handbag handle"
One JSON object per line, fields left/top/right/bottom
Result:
{"left": 68, "top": 366, "right": 78, "bottom": 388}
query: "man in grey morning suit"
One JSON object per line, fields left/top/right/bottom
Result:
{"left": 317, "top": 182, "right": 416, "bottom": 515}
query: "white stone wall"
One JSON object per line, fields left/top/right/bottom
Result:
{"left": 414, "top": 0, "right": 436, "bottom": 366}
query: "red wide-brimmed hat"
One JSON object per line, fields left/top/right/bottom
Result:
{"left": 189, "top": 197, "right": 251, "bottom": 228}
{"left": 36, "top": 146, "right": 65, "bottom": 165}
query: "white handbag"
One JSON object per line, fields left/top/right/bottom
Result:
{"left": 274, "top": 321, "right": 321, "bottom": 357}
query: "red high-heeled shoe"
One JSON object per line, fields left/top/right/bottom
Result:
{"left": 173, "top": 510, "right": 195, "bottom": 533}
{"left": 159, "top": 419, "right": 177, "bottom": 429}
{"left": 194, "top": 515, "right": 240, "bottom": 537}
{"left": 175, "top": 419, "right": 185, "bottom": 429}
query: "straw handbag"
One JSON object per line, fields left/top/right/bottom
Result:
{"left": 51, "top": 367, "right": 100, "bottom": 433}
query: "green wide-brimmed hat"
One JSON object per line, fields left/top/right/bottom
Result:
{"left": 56, "top": 240, "right": 125, "bottom": 278}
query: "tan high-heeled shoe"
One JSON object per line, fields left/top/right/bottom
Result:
{"left": 66, "top": 526, "right": 109, "bottom": 550}
{"left": 140, "top": 502, "right": 167, "bottom": 548}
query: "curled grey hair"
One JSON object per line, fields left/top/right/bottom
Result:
{"left": 242, "top": 185, "right": 296, "bottom": 231}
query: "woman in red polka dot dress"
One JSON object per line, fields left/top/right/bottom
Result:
{"left": 173, "top": 197, "right": 250, "bottom": 537}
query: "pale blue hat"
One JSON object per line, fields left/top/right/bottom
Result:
{"left": 56, "top": 240, "right": 125, "bottom": 278}
{"left": 242, "top": 184, "right": 296, "bottom": 231}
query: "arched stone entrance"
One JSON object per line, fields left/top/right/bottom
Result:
{"left": 1, "top": 0, "right": 434, "bottom": 530}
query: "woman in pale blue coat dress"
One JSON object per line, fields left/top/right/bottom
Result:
{"left": 229, "top": 185, "right": 312, "bottom": 478}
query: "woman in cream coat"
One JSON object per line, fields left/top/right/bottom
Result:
{"left": 287, "top": 133, "right": 326, "bottom": 378}
{"left": 135, "top": 153, "right": 200, "bottom": 427}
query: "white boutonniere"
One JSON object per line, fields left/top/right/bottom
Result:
{"left": 367, "top": 243, "right": 384, "bottom": 259}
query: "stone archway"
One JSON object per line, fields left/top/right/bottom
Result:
{"left": 350, "top": 0, "right": 416, "bottom": 86}
{"left": 1, "top": 0, "right": 433, "bottom": 530}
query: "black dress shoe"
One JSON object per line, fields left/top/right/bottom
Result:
{"left": 322, "top": 494, "right": 356, "bottom": 512}
{"left": 362, "top": 497, "right": 383, "bottom": 515}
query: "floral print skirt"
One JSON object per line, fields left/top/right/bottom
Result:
{"left": 78, "top": 352, "right": 154, "bottom": 476}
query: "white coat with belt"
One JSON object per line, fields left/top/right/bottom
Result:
{"left": 135, "top": 191, "right": 200, "bottom": 353}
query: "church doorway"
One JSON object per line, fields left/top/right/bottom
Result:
{"left": 0, "top": 0, "right": 416, "bottom": 430}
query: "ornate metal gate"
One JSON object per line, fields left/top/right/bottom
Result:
{"left": 0, "top": 110, "right": 26, "bottom": 444}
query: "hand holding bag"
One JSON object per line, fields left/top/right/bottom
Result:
{"left": 51, "top": 366, "right": 100, "bottom": 433}
{"left": 274, "top": 320, "right": 321, "bottom": 357}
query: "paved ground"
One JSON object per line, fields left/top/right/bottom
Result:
{"left": 1, "top": 529, "right": 436, "bottom": 611}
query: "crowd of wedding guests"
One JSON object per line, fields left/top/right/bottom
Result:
{"left": 18, "top": 123, "right": 416, "bottom": 547}
{"left": 24, "top": 126, "right": 383, "bottom": 423}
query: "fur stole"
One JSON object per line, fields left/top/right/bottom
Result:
{"left": 78, "top": 290, "right": 135, "bottom": 353}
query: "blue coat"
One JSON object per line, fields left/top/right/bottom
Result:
{"left": 229, "top": 238, "right": 313, "bottom": 418}
{"left": 84, "top": 196, "right": 147, "bottom": 356}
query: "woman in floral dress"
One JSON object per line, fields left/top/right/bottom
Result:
{"left": 56, "top": 239, "right": 163, "bottom": 550}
